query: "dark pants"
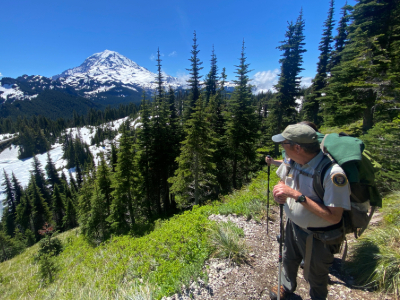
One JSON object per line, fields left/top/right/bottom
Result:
{"left": 280, "top": 219, "right": 335, "bottom": 300}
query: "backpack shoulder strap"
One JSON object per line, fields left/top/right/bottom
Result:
{"left": 313, "top": 154, "right": 335, "bottom": 201}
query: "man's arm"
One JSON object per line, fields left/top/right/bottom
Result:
{"left": 272, "top": 181, "right": 343, "bottom": 224}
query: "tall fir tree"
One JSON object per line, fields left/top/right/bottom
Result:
{"left": 11, "top": 172, "right": 23, "bottom": 207}
{"left": 322, "top": 0, "right": 399, "bottom": 131}
{"left": 329, "top": 2, "right": 351, "bottom": 70}
{"left": 63, "top": 196, "right": 78, "bottom": 230}
{"left": 303, "top": 0, "right": 335, "bottom": 125}
{"left": 16, "top": 194, "right": 33, "bottom": 234}
{"left": 270, "top": 10, "right": 307, "bottom": 140}
{"left": 155, "top": 48, "right": 164, "bottom": 100}
{"left": 51, "top": 184, "right": 65, "bottom": 231}
{"left": 2, "top": 170, "right": 17, "bottom": 218}
{"left": 224, "top": 41, "right": 260, "bottom": 190}
{"left": 45, "top": 152, "right": 61, "bottom": 190}
{"left": 110, "top": 142, "right": 118, "bottom": 173}
{"left": 185, "top": 31, "right": 204, "bottom": 118}
{"left": 204, "top": 46, "right": 219, "bottom": 103}
{"left": 137, "top": 92, "right": 153, "bottom": 218}
{"left": 169, "top": 95, "right": 218, "bottom": 206}
{"left": 96, "top": 153, "right": 113, "bottom": 217}
{"left": 108, "top": 126, "right": 139, "bottom": 234}
{"left": 28, "top": 177, "right": 52, "bottom": 240}
{"left": 31, "top": 155, "right": 51, "bottom": 206}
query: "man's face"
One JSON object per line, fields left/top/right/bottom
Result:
{"left": 281, "top": 140, "right": 298, "bottom": 162}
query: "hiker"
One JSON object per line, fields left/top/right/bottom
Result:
{"left": 265, "top": 121, "right": 321, "bottom": 167}
{"left": 267, "top": 124, "right": 351, "bottom": 300}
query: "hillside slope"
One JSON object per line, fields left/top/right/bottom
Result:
{"left": 0, "top": 169, "right": 392, "bottom": 300}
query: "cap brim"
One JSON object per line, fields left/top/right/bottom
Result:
{"left": 272, "top": 134, "right": 286, "bottom": 143}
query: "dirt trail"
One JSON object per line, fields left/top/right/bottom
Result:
{"left": 163, "top": 207, "right": 392, "bottom": 300}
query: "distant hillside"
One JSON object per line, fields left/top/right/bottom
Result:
{"left": 0, "top": 90, "right": 103, "bottom": 120}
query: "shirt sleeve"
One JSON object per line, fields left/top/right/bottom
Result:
{"left": 322, "top": 164, "right": 351, "bottom": 210}
{"left": 276, "top": 163, "right": 288, "bottom": 181}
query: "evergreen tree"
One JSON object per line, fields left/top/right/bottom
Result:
{"left": 63, "top": 196, "right": 78, "bottom": 230}
{"left": 96, "top": 153, "right": 113, "bottom": 217}
{"left": 137, "top": 92, "right": 154, "bottom": 218}
{"left": 11, "top": 172, "right": 22, "bottom": 208}
{"left": 86, "top": 182, "right": 110, "bottom": 241}
{"left": 1, "top": 209, "right": 15, "bottom": 238}
{"left": 169, "top": 95, "right": 218, "bottom": 206}
{"left": 51, "top": 184, "right": 65, "bottom": 230}
{"left": 270, "top": 10, "right": 307, "bottom": 138}
{"left": 77, "top": 176, "right": 94, "bottom": 236}
{"left": 16, "top": 194, "right": 33, "bottom": 234}
{"left": 110, "top": 142, "right": 118, "bottom": 173}
{"left": 322, "top": 0, "right": 399, "bottom": 131}
{"left": 69, "top": 172, "right": 78, "bottom": 194}
{"left": 31, "top": 156, "right": 51, "bottom": 206}
{"left": 28, "top": 178, "right": 51, "bottom": 240}
{"left": 224, "top": 41, "right": 260, "bottom": 189}
{"left": 75, "top": 158, "right": 83, "bottom": 188}
{"left": 207, "top": 83, "right": 229, "bottom": 194}
{"left": 108, "top": 126, "right": 139, "bottom": 234}
{"left": 303, "top": 0, "right": 335, "bottom": 125}
{"left": 2, "top": 170, "right": 17, "bottom": 219}
{"left": 186, "top": 31, "right": 204, "bottom": 117}
{"left": 204, "top": 46, "right": 219, "bottom": 103}
{"left": 329, "top": 2, "right": 351, "bottom": 70}
{"left": 155, "top": 48, "right": 164, "bottom": 100}
{"left": 45, "top": 152, "right": 61, "bottom": 190}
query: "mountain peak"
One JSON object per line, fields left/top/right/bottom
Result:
{"left": 51, "top": 50, "right": 182, "bottom": 92}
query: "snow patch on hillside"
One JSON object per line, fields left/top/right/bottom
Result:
{"left": 0, "top": 117, "right": 130, "bottom": 216}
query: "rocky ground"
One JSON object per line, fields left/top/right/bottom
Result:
{"left": 162, "top": 207, "right": 392, "bottom": 300}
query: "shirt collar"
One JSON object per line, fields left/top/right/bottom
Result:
{"left": 301, "top": 151, "right": 324, "bottom": 169}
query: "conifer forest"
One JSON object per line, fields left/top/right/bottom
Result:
{"left": 0, "top": 0, "right": 399, "bottom": 267}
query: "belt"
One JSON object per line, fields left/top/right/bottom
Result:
{"left": 307, "top": 220, "right": 343, "bottom": 232}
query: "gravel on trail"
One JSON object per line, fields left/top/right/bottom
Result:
{"left": 162, "top": 207, "right": 392, "bottom": 300}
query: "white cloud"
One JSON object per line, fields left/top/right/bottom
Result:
{"left": 168, "top": 51, "right": 177, "bottom": 57}
{"left": 300, "top": 77, "right": 313, "bottom": 88}
{"left": 251, "top": 69, "right": 279, "bottom": 94}
{"left": 0, "top": 72, "right": 3, "bottom": 78}
{"left": 175, "top": 71, "right": 190, "bottom": 87}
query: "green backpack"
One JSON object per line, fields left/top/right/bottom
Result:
{"left": 313, "top": 132, "right": 382, "bottom": 238}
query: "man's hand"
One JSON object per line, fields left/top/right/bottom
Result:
{"left": 273, "top": 181, "right": 300, "bottom": 205}
{"left": 265, "top": 156, "right": 273, "bottom": 166}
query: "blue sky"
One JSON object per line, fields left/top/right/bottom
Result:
{"left": 0, "top": 0, "right": 355, "bottom": 91}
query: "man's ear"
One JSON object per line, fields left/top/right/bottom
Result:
{"left": 295, "top": 144, "right": 301, "bottom": 154}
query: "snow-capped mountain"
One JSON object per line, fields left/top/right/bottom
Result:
{"left": 0, "top": 50, "right": 236, "bottom": 119}
{"left": 52, "top": 50, "right": 184, "bottom": 94}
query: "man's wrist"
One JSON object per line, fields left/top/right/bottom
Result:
{"left": 295, "top": 193, "right": 306, "bottom": 204}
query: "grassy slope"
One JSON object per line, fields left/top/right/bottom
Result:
{"left": 0, "top": 167, "right": 280, "bottom": 300}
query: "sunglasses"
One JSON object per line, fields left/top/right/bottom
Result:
{"left": 281, "top": 142, "right": 292, "bottom": 145}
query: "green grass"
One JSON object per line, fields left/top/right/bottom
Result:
{"left": 346, "top": 192, "right": 400, "bottom": 298}
{"left": 0, "top": 166, "right": 281, "bottom": 300}
{"left": 207, "top": 220, "right": 248, "bottom": 264}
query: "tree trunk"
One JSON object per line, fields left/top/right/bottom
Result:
{"left": 363, "top": 94, "right": 375, "bottom": 133}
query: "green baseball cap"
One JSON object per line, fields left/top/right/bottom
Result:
{"left": 272, "top": 124, "right": 317, "bottom": 144}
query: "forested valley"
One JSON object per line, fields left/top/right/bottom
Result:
{"left": 0, "top": 0, "right": 399, "bottom": 298}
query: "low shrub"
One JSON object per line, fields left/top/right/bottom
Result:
{"left": 207, "top": 220, "right": 248, "bottom": 264}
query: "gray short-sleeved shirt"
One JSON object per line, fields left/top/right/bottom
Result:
{"left": 276, "top": 151, "right": 351, "bottom": 229}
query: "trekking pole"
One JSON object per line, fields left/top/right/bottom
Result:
{"left": 277, "top": 204, "right": 284, "bottom": 300}
{"left": 266, "top": 155, "right": 271, "bottom": 235}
